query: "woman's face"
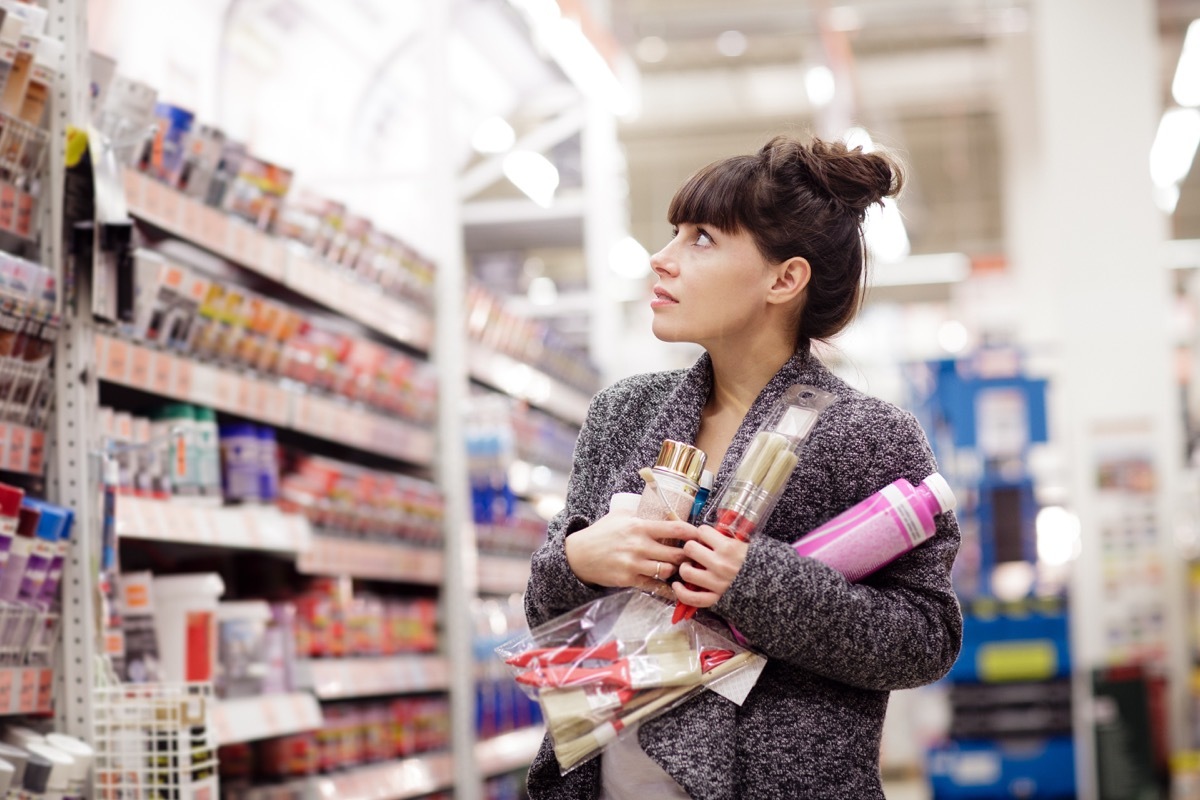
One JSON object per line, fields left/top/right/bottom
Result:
{"left": 648, "top": 222, "right": 778, "bottom": 349}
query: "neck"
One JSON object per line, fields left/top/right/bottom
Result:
{"left": 705, "top": 335, "right": 796, "bottom": 416}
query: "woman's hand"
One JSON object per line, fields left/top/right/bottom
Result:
{"left": 564, "top": 504, "right": 694, "bottom": 597}
{"left": 671, "top": 525, "right": 749, "bottom": 608}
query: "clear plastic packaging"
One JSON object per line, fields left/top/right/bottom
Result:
{"left": 496, "top": 589, "right": 763, "bottom": 774}
{"left": 674, "top": 384, "right": 836, "bottom": 622}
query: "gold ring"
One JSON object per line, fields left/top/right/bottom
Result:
{"left": 654, "top": 561, "right": 662, "bottom": 581}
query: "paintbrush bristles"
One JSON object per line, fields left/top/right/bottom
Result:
{"left": 732, "top": 433, "right": 768, "bottom": 483}
{"left": 736, "top": 432, "right": 789, "bottom": 486}
{"left": 552, "top": 651, "right": 756, "bottom": 770}
{"left": 760, "top": 449, "right": 799, "bottom": 496}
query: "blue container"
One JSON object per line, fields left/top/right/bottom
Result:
{"left": 927, "top": 736, "right": 1076, "bottom": 799}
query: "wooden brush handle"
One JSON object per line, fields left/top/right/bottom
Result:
{"left": 609, "top": 651, "right": 756, "bottom": 729}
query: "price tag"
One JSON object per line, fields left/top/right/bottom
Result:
{"left": 35, "top": 668, "right": 52, "bottom": 711}
{"left": 130, "top": 346, "right": 152, "bottom": 390}
{"left": 123, "top": 169, "right": 142, "bottom": 208}
{"left": 212, "top": 371, "right": 237, "bottom": 413}
{"left": 158, "top": 189, "right": 182, "bottom": 230}
{"left": 235, "top": 376, "right": 255, "bottom": 416}
{"left": 199, "top": 206, "right": 227, "bottom": 252}
{"left": 7, "top": 424, "right": 26, "bottom": 472}
{"left": 151, "top": 351, "right": 174, "bottom": 395}
{"left": 212, "top": 705, "right": 233, "bottom": 744}
{"left": 174, "top": 358, "right": 195, "bottom": 399}
{"left": 187, "top": 362, "right": 215, "bottom": 407}
{"left": 106, "top": 338, "right": 131, "bottom": 382}
{"left": 16, "top": 668, "right": 36, "bottom": 712}
{"left": 0, "top": 670, "right": 16, "bottom": 713}
{"left": 259, "top": 240, "right": 287, "bottom": 282}
{"left": 142, "top": 180, "right": 166, "bottom": 221}
{"left": 261, "top": 697, "right": 280, "bottom": 731}
{"left": 27, "top": 430, "right": 43, "bottom": 474}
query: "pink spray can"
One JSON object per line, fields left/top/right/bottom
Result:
{"left": 794, "top": 472, "right": 956, "bottom": 580}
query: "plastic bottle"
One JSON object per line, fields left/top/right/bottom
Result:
{"left": 635, "top": 440, "right": 705, "bottom": 523}
{"left": 219, "top": 422, "right": 260, "bottom": 503}
{"left": 23, "top": 743, "right": 70, "bottom": 800}
{"left": 0, "top": 506, "right": 39, "bottom": 601}
{"left": 13, "top": 747, "right": 49, "bottom": 800}
{"left": 257, "top": 426, "right": 279, "bottom": 503}
{"left": 0, "top": 483, "right": 23, "bottom": 572}
{"left": 0, "top": 742, "right": 27, "bottom": 799}
{"left": 793, "top": 472, "right": 957, "bottom": 581}
{"left": 690, "top": 470, "right": 713, "bottom": 524}
{"left": 157, "top": 404, "right": 198, "bottom": 498}
{"left": 43, "top": 733, "right": 94, "bottom": 800}
{"left": 15, "top": 500, "right": 67, "bottom": 602}
{"left": 192, "top": 406, "right": 222, "bottom": 504}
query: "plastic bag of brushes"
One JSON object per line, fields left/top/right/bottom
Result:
{"left": 673, "top": 384, "right": 836, "bottom": 623}
{"left": 496, "top": 587, "right": 765, "bottom": 774}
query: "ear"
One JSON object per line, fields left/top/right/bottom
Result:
{"left": 766, "top": 256, "right": 811, "bottom": 305}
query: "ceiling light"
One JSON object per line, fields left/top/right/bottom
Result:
{"left": 1150, "top": 107, "right": 1200, "bottom": 187}
{"left": 527, "top": 276, "right": 558, "bottom": 305}
{"left": 937, "top": 320, "right": 969, "bottom": 354}
{"left": 805, "top": 65, "right": 835, "bottom": 107}
{"left": 503, "top": 150, "right": 560, "bottom": 208}
{"left": 609, "top": 235, "right": 651, "bottom": 279}
{"left": 471, "top": 116, "right": 516, "bottom": 154}
{"left": 826, "top": 6, "right": 862, "bottom": 32}
{"left": 1036, "top": 506, "right": 1082, "bottom": 566}
{"left": 865, "top": 198, "right": 910, "bottom": 264}
{"left": 1173, "top": 20, "right": 1200, "bottom": 107}
{"left": 636, "top": 35, "right": 668, "bottom": 64}
{"left": 716, "top": 30, "right": 747, "bottom": 58}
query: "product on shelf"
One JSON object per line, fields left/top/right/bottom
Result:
{"left": 287, "top": 578, "right": 438, "bottom": 660}
{"left": 0, "top": 486, "right": 71, "bottom": 671}
{"left": 151, "top": 572, "right": 225, "bottom": 683}
{"left": 216, "top": 600, "right": 271, "bottom": 699}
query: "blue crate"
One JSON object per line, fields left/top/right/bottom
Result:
{"left": 947, "top": 601, "right": 1071, "bottom": 684}
{"left": 927, "top": 737, "right": 1076, "bottom": 799}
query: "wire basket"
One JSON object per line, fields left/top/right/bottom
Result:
{"left": 93, "top": 681, "right": 220, "bottom": 800}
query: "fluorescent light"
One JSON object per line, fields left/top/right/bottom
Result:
{"left": 1173, "top": 19, "right": 1200, "bottom": 107}
{"left": 507, "top": 0, "right": 632, "bottom": 116}
{"left": 1155, "top": 184, "right": 1181, "bottom": 214}
{"left": 503, "top": 150, "right": 559, "bottom": 207}
{"left": 1036, "top": 506, "right": 1082, "bottom": 566}
{"left": 865, "top": 198, "right": 910, "bottom": 264}
{"left": 471, "top": 116, "right": 516, "bottom": 154}
{"left": 609, "top": 235, "right": 651, "bottom": 279}
{"left": 716, "top": 30, "right": 747, "bottom": 58}
{"left": 805, "top": 65, "right": 836, "bottom": 107}
{"left": 1150, "top": 107, "right": 1200, "bottom": 187}
{"left": 637, "top": 35, "right": 668, "bottom": 64}
{"left": 937, "top": 320, "right": 969, "bottom": 354}
{"left": 844, "top": 126, "right": 876, "bottom": 153}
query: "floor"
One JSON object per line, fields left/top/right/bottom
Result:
{"left": 884, "top": 777, "right": 933, "bottom": 800}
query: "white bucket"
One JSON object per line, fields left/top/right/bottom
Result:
{"left": 152, "top": 573, "right": 225, "bottom": 683}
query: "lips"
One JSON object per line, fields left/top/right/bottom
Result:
{"left": 652, "top": 286, "right": 678, "bottom": 303}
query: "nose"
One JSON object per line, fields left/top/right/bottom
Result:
{"left": 650, "top": 244, "right": 676, "bottom": 276}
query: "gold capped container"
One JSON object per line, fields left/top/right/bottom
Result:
{"left": 654, "top": 440, "right": 706, "bottom": 484}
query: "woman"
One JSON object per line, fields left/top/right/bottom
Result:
{"left": 524, "top": 135, "right": 962, "bottom": 799}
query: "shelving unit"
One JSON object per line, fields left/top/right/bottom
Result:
{"left": 212, "top": 692, "right": 324, "bottom": 746}
{"left": 294, "top": 656, "right": 451, "bottom": 700}
{"left": 296, "top": 536, "right": 443, "bottom": 585}
{"left": 303, "top": 752, "right": 455, "bottom": 800}
{"left": 476, "top": 725, "right": 545, "bottom": 778}
{"left": 116, "top": 495, "right": 312, "bottom": 553}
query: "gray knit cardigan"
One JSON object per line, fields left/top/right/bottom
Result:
{"left": 523, "top": 348, "right": 962, "bottom": 799}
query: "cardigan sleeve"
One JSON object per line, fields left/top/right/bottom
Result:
{"left": 523, "top": 390, "right": 610, "bottom": 630}
{"left": 711, "top": 404, "right": 962, "bottom": 692}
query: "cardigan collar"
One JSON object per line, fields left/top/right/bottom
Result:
{"left": 612, "top": 347, "right": 831, "bottom": 499}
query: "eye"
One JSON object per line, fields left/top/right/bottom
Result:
{"left": 694, "top": 228, "right": 713, "bottom": 246}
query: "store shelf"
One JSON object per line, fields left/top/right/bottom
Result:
{"left": 476, "top": 726, "right": 545, "bottom": 777}
{"left": 296, "top": 535, "right": 443, "bottom": 585}
{"left": 304, "top": 752, "right": 454, "bottom": 800}
{"left": 95, "top": 334, "right": 436, "bottom": 466}
{"left": 117, "top": 496, "right": 313, "bottom": 553}
{"left": 468, "top": 346, "right": 590, "bottom": 427}
{"left": 0, "top": 668, "right": 53, "bottom": 716}
{"left": 211, "top": 692, "right": 323, "bottom": 746}
{"left": 477, "top": 555, "right": 531, "bottom": 595}
{"left": 295, "top": 655, "right": 450, "bottom": 700}
{"left": 0, "top": 424, "right": 45, "bottom": 476}
{"left": 123, "top": 170, "right": 434, "bottom": 352}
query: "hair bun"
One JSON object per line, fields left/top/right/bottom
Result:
{"left": 761, "top": 135, "right": 904, "bottom": 217}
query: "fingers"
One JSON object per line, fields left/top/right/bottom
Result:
{"left": 671, "top": 579, "right": 719, "bottom": 609}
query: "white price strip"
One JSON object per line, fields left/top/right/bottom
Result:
{"left": 296, "top": 536, "right": 443, "bottom": 584}
{"left": 300, "top": 655, "right": 450, "bottom": 700}
{"left": 213, "top": 693, "right": 323, "bottom": 745}
{"left": 118, "top": 498, "right": 310, "bottom": 552}
{"left": 478, "top": 556, "right": 532, "bottom": 595}
{"left": 476, "top": 727, "right": 546, "bottom": 777}
{"left": 311, "top": 752, "right": 454, "bottom": 800}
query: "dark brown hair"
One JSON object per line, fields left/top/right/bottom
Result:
{"left": 667, "top": 134, "right": 904, "bottom": 346}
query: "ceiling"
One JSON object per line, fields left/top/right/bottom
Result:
{"left": 608, "top": 0, "right": 1200, "bottom": 265}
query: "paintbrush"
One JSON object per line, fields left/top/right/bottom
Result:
{"left": 516, "top": 649, "right": 702, "bottom": 690}
{"left": 552, "top": 651, "right": 755, "bottom": 771}
{"left": 506, "top": 630, "right": 690, "bottom": 667}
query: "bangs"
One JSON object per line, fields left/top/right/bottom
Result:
{"left": 667, "top": 156, "right": 759, "bottom": 233}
